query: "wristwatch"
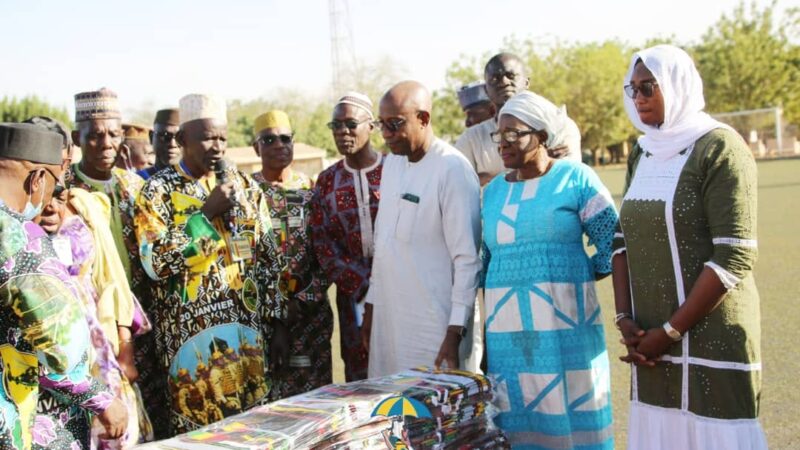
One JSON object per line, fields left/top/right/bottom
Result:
{"left": 662, "top": 321, "right": 683, "bottom": 341}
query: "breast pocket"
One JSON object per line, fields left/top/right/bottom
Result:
{"left": 394, "top": 199, "right": 419, "bottom": 243}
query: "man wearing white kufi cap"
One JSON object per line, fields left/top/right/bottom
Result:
{"left": 134, "top": 93, "right": 287, "bottom": 435}
{"left": 309, "top": 91, "right": 383, "bottom": 382}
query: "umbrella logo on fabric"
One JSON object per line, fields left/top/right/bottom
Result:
{"left": 371, "top": 395, "right": 432, "bottom": 419}
{"left": 372, "top": 396, "right": 432, "bottom": 450}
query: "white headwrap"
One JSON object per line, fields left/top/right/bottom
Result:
{"left": 335, "top": 91, "right": 374, "bottom": 120}
{"left": 623, "top": 45, "right": 733, "bottom": 160}
{"left": 499, "top": 91, "right": 571, "bottom": 149}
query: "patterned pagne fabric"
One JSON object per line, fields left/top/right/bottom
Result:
{"left": 252, "top": 170, "right": 333, "bottom": 399}
{"left": 65, "top": 165, "right": 145, "bottom": 293}
{"left": 134, "top": 163, "right": 285, "bottom": 435}
{"left": 64, "top": 164, "right": 171, "bottom": 438}
{"left": 309, "top": 156, "right": 383, "bottom": 381}
{"left": 0, "top": 205, "right": 112, "bottom": 450}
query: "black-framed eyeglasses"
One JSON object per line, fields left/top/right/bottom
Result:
{"left": 155, "top": 131, "right": 177, "bottom": 143}
{"left": 326, "top": 119, "right": 371, "bottom": 130}
{"left": 373, "top": 118, "right": 407, "bottom": 133}
{"left": 624, "top": 80, "right": 659, "bottom": 99}
{"left": 255, "top": 134, "right": 294, "bottom": 146}
{"left": 490, "top": 129, "right": 537, "bottom": 144}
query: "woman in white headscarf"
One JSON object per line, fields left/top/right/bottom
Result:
{"left": 481, "top": 91, "right": 617, "bottom": 449}
{"left": 611, "top": 45, "right": 766, "bottom": 449}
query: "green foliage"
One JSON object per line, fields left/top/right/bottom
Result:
{"left": 0, "top": 95, "right": 72, "bottom": 128}
{"left": 530, "top": 40, "right": 636, "bottom": 158}
{"left": 227, "top": 91, "right": 336, "bottom": 155}
{"left": 693, "top": 1, "right": 800, "bottom": 124}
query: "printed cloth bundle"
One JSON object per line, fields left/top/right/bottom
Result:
{"left": 136, "top": 367, "right": 509, "bottom": 449}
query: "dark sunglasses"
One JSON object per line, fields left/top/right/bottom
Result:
{"left": 255, "top": 134, "right": 294, "bottom": 146}
{"left": 327, "top": 119, "right": 370, "bottom": 130}
{"left": 624, "top": 80, "right": 659, "bottom": 99}
{"left": 373, "top": 118, "right": 407, "bottom": 133}
{"left": 155, "top": 131, "right": 177, "bottom": 143}
{"left": 490, "top": 129, "right": 537, "bottom": 144}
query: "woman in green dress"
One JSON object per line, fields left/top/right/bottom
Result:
{"left": 612, "top": 45, "right": 766, "bottom": 449}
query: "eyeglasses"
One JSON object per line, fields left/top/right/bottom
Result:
{"left": 155, "top": 131, "right": 177, "bottom": 143}
{"left": 326, "top": 119, "right": 371, "bottom": 130}
{"left": 373, "top": 118, "right": 407, "bottom": 133}
{"left": 490, "top": 129, "right": 537, "bottom": 144}
{"left": 624, "top": 80, "right": 659, "bottom": 99}
{"left": 255, "top": 134, "right": 294, "bottom": 146}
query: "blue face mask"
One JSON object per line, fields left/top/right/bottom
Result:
{"left": 21, "top": 177, "right": 46, "bottom": 220}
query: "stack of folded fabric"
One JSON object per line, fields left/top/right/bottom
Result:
{"left": 136, "top": 367, "right": 509, "bottom": 449}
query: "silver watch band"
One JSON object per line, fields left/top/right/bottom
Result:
{"left": 662, "top": 321, "right": 683, "bottom": 341}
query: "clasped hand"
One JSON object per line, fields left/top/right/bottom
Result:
{"left": 617, "top": 318, "right": 675, "bottom": 367}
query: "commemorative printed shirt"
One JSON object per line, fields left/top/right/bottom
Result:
{"left": 134, "top": 163, "right": 285, "bottom": 434}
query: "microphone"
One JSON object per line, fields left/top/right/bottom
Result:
{"left": 214, "top": 157, "right": 233, "bottom": 184}
{"left": 214, "top": 158, "right": 237, "bottom": 231}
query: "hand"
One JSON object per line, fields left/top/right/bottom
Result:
{"left": 200, "top": 181, "right": 237, "bottom": 220}
{"left": 434, "top": 326, "right": 463, "bottom": 370}
{"left": 269, "top": 320, "right": 290, "bottom": 374}
{"left": 361, "top": 303, "right": 373, "bottom": 354}
{"left": 617, "top": 318, "right": 653, "bottom": 366}
{"left": 97, "top": 397, "right": 128, "bottom": 439}
{"left": 547, "top": 145, "right": 570, "bottom": 159}
{"left": 635, "top": 327, "right": 675, "bottom": 362}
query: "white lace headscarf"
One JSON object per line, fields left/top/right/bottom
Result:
{"left": 499, "top": 91, "right": 570, "bottom": 149}
{"left": 623, "top": 44, "right": 733, "bottom": 160}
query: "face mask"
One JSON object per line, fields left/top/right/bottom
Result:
{"left": 21, "top": 176, "right": 47, "bottom": 220}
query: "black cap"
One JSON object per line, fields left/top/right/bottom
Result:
{"left": 0, "top": 123, "right": 63, "bottom": 165}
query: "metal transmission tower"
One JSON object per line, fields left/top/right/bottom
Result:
{"left": 329, "top": 0, "right": 357, "bottom": 97}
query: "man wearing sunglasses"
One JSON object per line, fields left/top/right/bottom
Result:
{"left": 0, "top": 123, "right": 129, "bottom": 449}
{"left": 138, "top": 109, "right": 181, "bottom": 181}
{"left": 455, "top": 53, "right": 583, "bottom": 186}
{"left": 250, "top": 110, "right": 334, "bottom": 400}
{"left": 361, "top": 81, "right": 481, "bottom": 378}
{"left": 311, "top": 91, "right": 383, "bottom": 382}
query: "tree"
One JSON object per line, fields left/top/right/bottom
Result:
{"left": 693, "top": 1, "right": 800, "bottom": 125}
{"left": 530, "top": 41, "right": 635, "bottom": 165}
{"left": 0, "top": 95, "right": 72, "bottom": 127}
{"left": 432, "top": 53, "right": 487, "bottom": 142}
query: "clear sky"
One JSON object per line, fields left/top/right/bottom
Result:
{"left": 0, "top": 0, "right": 783, "bottom": 118}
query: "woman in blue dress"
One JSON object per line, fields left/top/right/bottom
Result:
{"left": 481, "top": 91, "right": 617, "bottom": 449}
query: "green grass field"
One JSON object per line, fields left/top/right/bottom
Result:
{"left": 327, "top": 158, "right": 800, "bottom": 449}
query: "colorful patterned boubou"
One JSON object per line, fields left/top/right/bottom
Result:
{"left": 134, "top": 163, "right": 286, "bottom": 434}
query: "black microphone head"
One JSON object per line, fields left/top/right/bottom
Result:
{"left": 215, "top": 157, "right": 234, "bottom": 182}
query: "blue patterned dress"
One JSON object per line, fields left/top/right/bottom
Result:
{"left": 481, "top": 160, "right": 616, "bottom": 449}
